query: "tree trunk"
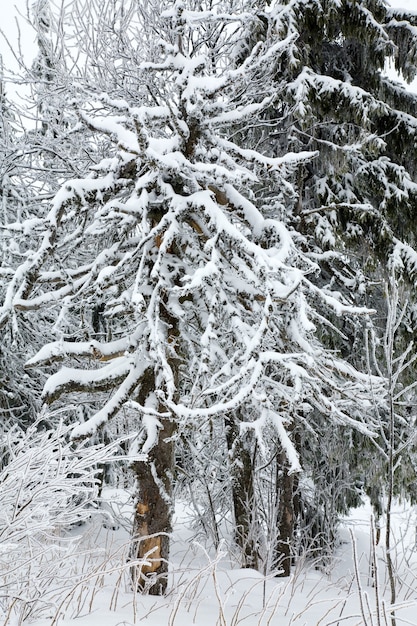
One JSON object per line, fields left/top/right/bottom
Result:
{"left": 225, "top": 413, "right": 259, "bottom": 570}
{"left": 128, "top": 253, "right": 180, "bottom": 594}
{"left": 275, "top": 449, "right": 297, "bottom": 577}
{"left": 129, "top": 365, "right": 176, "bottom": 595}
{"left": 130, "top": 415, "right": 175, "bottom": 595}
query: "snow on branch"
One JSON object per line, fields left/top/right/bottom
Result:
{"left": 42, "top": 357, "right": 133, "bottom": 404}
{"left": 0, "top": 417, "right": 125, "bottom": 543}
{"left": 25, "top": 336, "right": 133, "bottom": 368}
{"left": 303, "top": 278, "right": 376, "bottom": 317}
{"left": 240, "top": 407, "right": 301, "bottom": 475}
{"left": 215, "top": 136, "right": 318, "bottom": 172}
{"left": 70, "top": 358, "right": 150, "bottom": 439}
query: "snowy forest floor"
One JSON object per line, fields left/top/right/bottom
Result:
{"left": 7, "top": 489, "right": 417, "bottom": 626}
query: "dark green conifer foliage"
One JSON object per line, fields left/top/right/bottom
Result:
{"left": 238, "top": 0, "right": 417, "bottom": 559}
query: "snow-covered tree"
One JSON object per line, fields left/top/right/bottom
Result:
{"left": 0, "top": 61, "right": 44, "bottom": 433}
{"left": 4, "top": 0, "right": 385, "bottom": 591}
{"left": 235, "top": 0, "right": 417, "bottom": 339}
{"left": 0, "top": 0, "right": 92, "bottom": 436}
{"left": 234, "top": 0, "right": 417, "bottom": 545}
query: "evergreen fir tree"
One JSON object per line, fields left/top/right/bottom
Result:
{"left": 235, "top": 0, "right": 417, "bottom": 550}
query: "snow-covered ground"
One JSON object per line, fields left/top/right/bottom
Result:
{"left": 6, "top": 489, "right": 415, "bottom": 626}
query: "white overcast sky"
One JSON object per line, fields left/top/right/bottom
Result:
{"left": 0, "top": 0, "right": 36, "bottom": 74}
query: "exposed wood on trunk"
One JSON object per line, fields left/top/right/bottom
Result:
{"left": 130, "top": 414, "right": 175, "bottom": 595}
{"left": 129, "top": 289, "right": 179, "bottom": 595}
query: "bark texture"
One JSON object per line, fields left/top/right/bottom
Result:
{"left": 129, "top": 366, "right": 176, "bottom": 595}
{"left": 275, "top": 449, "right": 298, "bottom": 577}
{"left": 130, "top": 415, "right": 175, "bottom": 595}
{"left": 226, "top": 413, "right": 259, "bottom": 570}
